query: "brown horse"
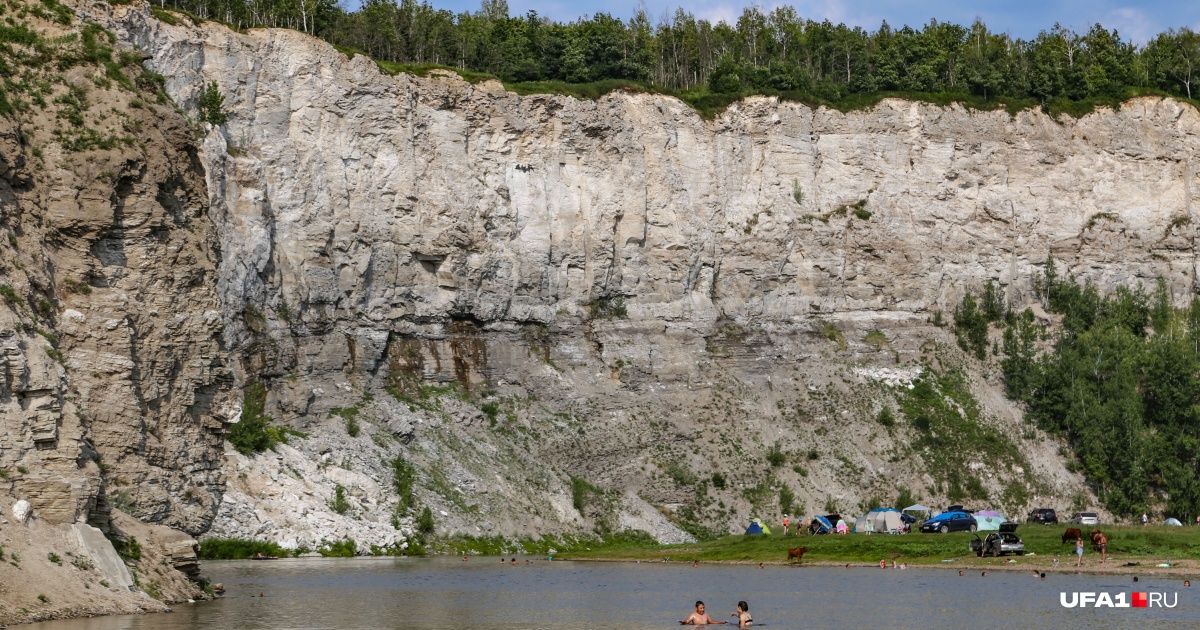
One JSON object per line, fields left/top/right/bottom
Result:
{"left": 787, "top": 547, "right": 809, "bottom": 565}
{"left": 1062, "top": 527, "right": 1082, "bottom": 544}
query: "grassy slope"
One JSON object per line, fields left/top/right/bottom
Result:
{"left": 562, "top": 525, "right": 1200, "bottom": 567}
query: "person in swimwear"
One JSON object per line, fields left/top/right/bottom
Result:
{"left": 731, "top": 601, "right": 752, "bottom": 627}
{"left": 680, "top": 601, "right": 727, "bottom": 625}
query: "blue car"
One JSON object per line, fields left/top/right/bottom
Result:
{"left": 919, "top": 511, "right": 978, "bottom": 533}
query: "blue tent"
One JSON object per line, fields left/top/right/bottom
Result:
{"left": 745, "top": 521, "right": 764, "bottom": 535}
{"left": 810, "top": 515, "right": 834, "bottom": 535}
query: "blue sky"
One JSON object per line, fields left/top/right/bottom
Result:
{"left": 399, "top": 0, "right": 1199, "bottom": 44}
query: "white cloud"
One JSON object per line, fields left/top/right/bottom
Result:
{"left": 1104, "top": 6, "right": 1156, "bottom": 45}
{"left": 681, "top": 0, "right": 876, "bottom": 27}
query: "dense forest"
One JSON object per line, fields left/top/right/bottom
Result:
{"left": 954, "top": 263, "right": 1200, "bottom": 521}
{"left": 147, "top": 0, "right": 1200, "bottom": 109}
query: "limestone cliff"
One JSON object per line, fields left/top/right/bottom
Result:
{"left": 20, "top": 0, "right": 1194, "bottom": 565}
{"left": 66, "top": 1, "right": 1200, "bottom": 547}
{"left": 0, "top": 2, "right": 222, "bottom": 622}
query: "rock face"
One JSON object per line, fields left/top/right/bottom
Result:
{"left": 0, "top": 3, "right": 221, "bottom": 623}
{"left": 0, "top": 1, "right": 232, "bottom": 536}
{"left": 69, "top": 1, "right": 1200, "bottom": 542}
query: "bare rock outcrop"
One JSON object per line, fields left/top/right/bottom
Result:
{"left": 73, "top": 1, "right": 1200, "bottom": 540}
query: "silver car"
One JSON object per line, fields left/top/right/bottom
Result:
{"left": 970, "top": 522, "right": 1025, "bottom": 557}
{"left": 1068, "top": 512, "right": 1100, "bottom": 526}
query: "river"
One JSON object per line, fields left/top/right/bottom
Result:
{"left": 27, "top": 557, "right": 1199, "bottom": 629}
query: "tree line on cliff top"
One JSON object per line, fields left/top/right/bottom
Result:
{"left": 153, "top": 0, "right": 1200, "bottom": 111}
{"left": 954, "top": 261, "right": 1200, "bottom": 522}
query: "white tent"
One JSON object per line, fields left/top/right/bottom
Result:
{"left": 902, "top": 504, "right": 932, "bottom": 518}
{"left": 854, "top": 508, "right": 904, "bottom": 533}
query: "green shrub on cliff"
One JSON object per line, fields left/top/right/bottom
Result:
{"left": 197, "top": 80, "right": 227, "bottom": 126}
{"left": 227, "top": 381, "right": 275, "bottom": 455}
{"left": 198, "top": 537, "right": 287, "bottom": 559}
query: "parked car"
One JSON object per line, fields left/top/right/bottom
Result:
{"left": 1068, "top": 512, "right": 1100, "bottom": 525}
{"left": 920, "top": 511, "right": 978, "bottom": 533}
{"left": 900, "top": 513, "right": 917, "bottom": 532}
{"left": 1027, "top": 508, "right": 1058, "bottom": 524}
{"left": 946, "top": 504, "right": 966, "bottom": 513}
{"left": 970, "top": 522, "right": 1025, "bottom": 557}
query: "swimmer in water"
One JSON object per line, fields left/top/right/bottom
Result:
{"left": 731, "top": 601, "right": 752, "bottom": 628}
{"left": 693, "top": 560, "right": 698, "bottom": 568}
{"left": 680, "top": 601, "right": 727, "bottom": 625}
{"left": 758, "top": 563, "right": 764, "bottom": 569}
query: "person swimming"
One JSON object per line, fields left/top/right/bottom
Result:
{"left": 680, "top": 601, "right": 727, "bottom": 625}
{"left": 731, "top": 601, "right": 752, "bottom": 627}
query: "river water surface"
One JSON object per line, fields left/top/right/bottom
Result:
{"left": 28, "top": 557, "right": 1200, "bottom": 629}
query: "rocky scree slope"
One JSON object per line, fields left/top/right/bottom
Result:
{"left": 0, "top": 0, "right": 221, "bottom": 623}
{"left": 72, "top": 1, "right": 1200, "bottom": 546}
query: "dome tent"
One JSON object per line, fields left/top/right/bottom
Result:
{"left": 854, "top": 507, "right": 903, "bottom": 533}
{"left": 974, "top": 510, "right": 1008, "bottom": 531}
{"left": 744, "top": 517, "right": 771, "bottom": 535}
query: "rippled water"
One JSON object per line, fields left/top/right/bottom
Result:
{"left": 28, "top": 557, "right": 1200, "bottom": 629}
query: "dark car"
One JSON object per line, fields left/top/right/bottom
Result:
{"left": 1027, "top": 508, "right": 1058, "bottom": 524}
{"left": 920, "top": 511, "right": 978, "bottom": 533}
{"left": 900, "top": 513, "right": 917, "bottom": 532}
{"left": 970, "top": 522, "right": 1025, "bottom": 557}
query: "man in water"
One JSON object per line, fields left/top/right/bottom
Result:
{"left": 680, "top": 601, "right": 727, "bottom": 625}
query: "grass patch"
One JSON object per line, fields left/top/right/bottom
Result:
{"left": 898, "top": 369, "right": 1030, "bottom": 508}
{"left": 432, "top": 530, "right": 657, "bottom": 557}
{"left": 331, "top": 406, "right": 360, "bottom": 437}
{"left": 817, "top": 320, "right": 846, "bottom": 350}
{"left": 0, "top": 285, "right": 23, "bottom": 305}
{"left": 563, "top": 524, "right": 1200, "bottom": 564}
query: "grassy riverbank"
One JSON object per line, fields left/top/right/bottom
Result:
{"left": 560, "top": 525, "right": 1200, "bottom": 570}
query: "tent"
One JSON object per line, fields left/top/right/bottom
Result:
{"left": 902, "top": 504, "right": 932, "bottom": 518}
{"left": 1163, "top": 518, "right": 1183, "bottom": 527}
{"left": 744, "top": 518, "right": 771, "bottom": 535}
{"left": 854, "top": 508, "right": 904, "bottom": 534}
{"left": 810, "top": 515, "right": 834, "bottom": 535}
{"left": 974, "top": 510, "right": 1007, "bottom": 531}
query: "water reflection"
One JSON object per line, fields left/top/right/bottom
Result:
{"left": 27, "top": 557, "right": 1200, "bottom": 629}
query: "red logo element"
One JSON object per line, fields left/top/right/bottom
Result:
{"left": 1133, "top": 592, "right": 1148, "bottom": 608}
